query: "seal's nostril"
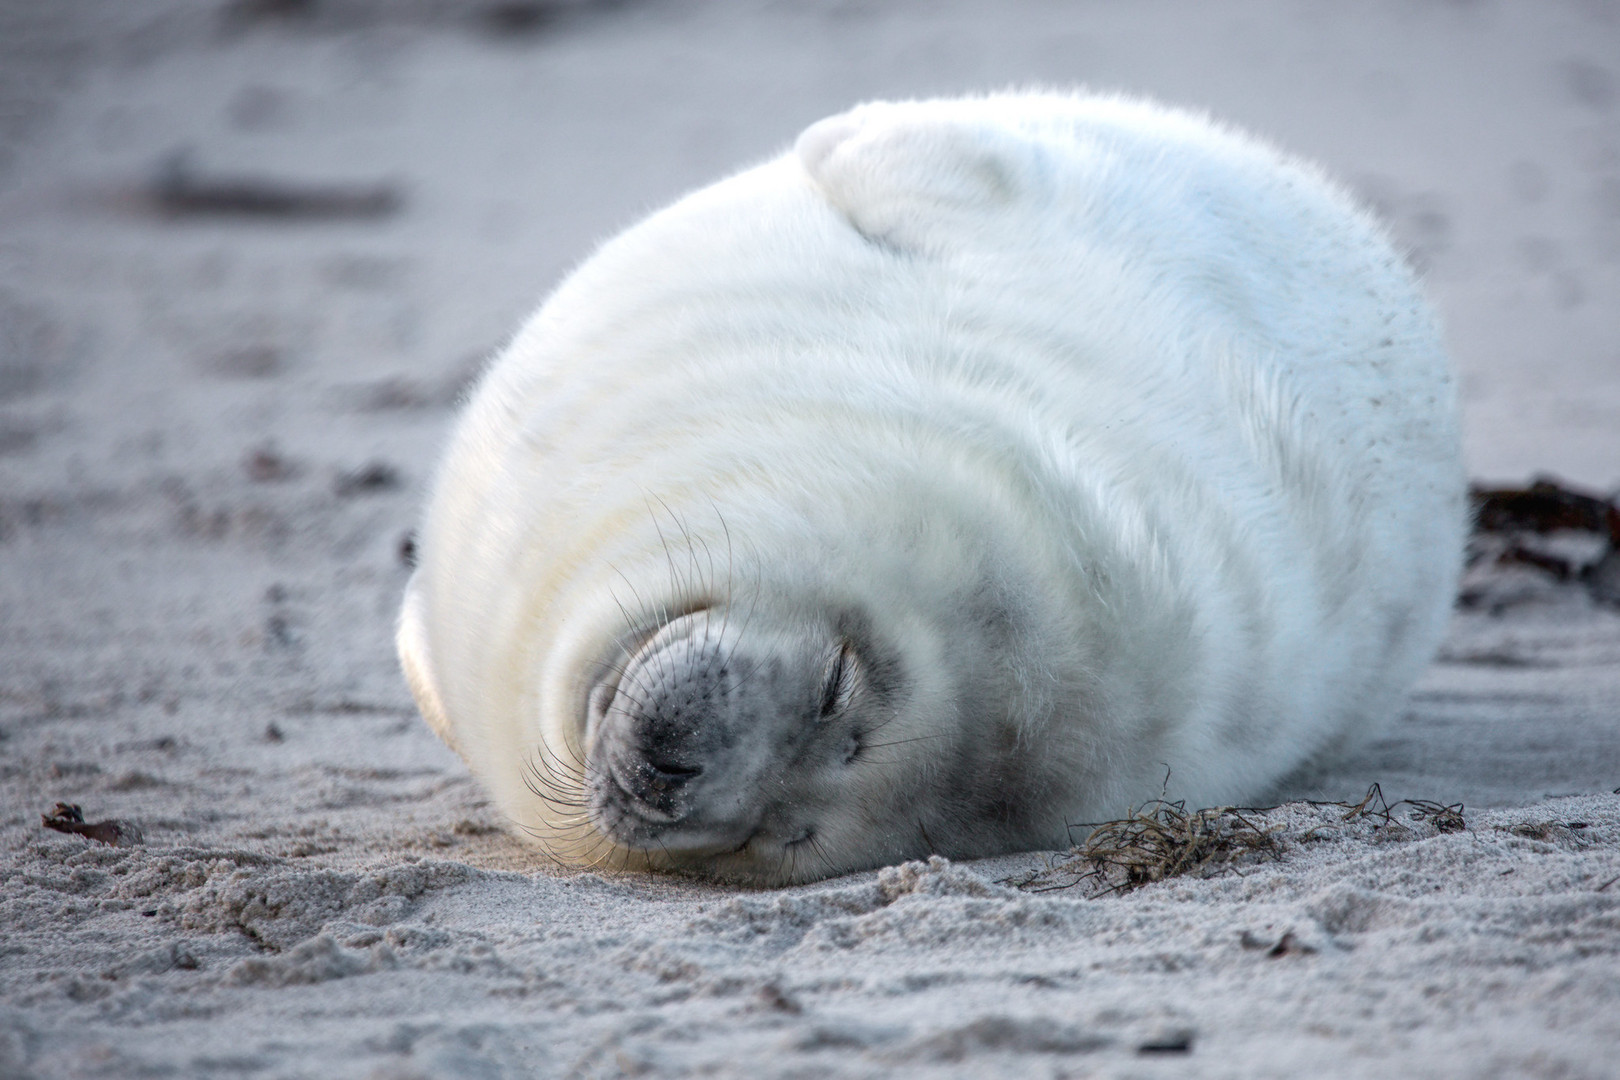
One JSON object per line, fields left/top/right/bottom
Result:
{"left": 643, "top": 759, "right": 702, "bottom": 793}
{"left": 649, "top": 758, "right": 702, "bottom": 778}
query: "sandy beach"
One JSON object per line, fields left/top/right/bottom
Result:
{"left": 2, "top": 2, "right": 1617, "bottom": 1076}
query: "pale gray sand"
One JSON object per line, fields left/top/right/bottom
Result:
{"left": 2, "top": 2, "right": 1617, "bottom": 1077}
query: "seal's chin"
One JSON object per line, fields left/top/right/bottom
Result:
{"left": 590, "top": 777, "right": 753, "bottom": 856}
{"left": 591, "top": 753, "right": 762, "bottom": 858}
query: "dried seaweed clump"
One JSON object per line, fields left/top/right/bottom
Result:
{"left": 1399, "top": 798, "right": 1466, "bottom": 834}
{"left": 1008, "top": 784, "right": 1468, "bottom": 895}
{"left": 1013, "top": 799, "right": 1283, "bottom": 895}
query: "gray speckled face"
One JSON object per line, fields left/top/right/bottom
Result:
{"left": 580, "top": 606, "right": 904, "bottom": 879}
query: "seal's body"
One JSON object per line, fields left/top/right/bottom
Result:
{"left": 398, "top": 93, "right": 1465, "bottom": 884}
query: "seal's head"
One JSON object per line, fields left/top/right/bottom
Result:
{"left": 577, "top": 606, "right": 899, "bottom": 879}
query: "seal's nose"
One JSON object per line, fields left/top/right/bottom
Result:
{"left": 610, "top": 752, "right": 703, "bottom": 818}
{"left": 593, "top": 618, "right": 722, "bottom": 820}
{"left": 607, "top": 697, "right": 711, "bottom": 813}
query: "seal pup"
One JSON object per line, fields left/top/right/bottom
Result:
{"left": 398, "top": 92, "right": 1466, "bottom": 884}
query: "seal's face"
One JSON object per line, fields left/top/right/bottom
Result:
{"left": 574, "top": 605, "right": 918, "bottom": 881}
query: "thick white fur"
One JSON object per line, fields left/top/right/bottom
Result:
{"left": 399, "top": 92, "right": 1465, "bottom": 877}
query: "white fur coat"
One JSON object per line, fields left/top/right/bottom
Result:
{"left": 398, "top": 92, "right": 1466, "bottom": 877}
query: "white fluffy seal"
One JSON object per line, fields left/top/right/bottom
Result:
{"left": 398, "top": 92, "right": 1466, "bottom": 884}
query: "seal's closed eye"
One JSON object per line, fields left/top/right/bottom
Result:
{"left": 819, "top": 641, "right": 857, "bottom": 720}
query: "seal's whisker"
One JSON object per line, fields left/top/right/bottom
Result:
{"left": 693, "top": 495, "right": 740, "bottom": 658}
{"left": 512, "top": 779, "right": 596, "bottom": 842}
{"left": 807, "top": 833, "right": 836, "bottom": 878}
{"left": 529, "top": 740, "right": 590, "bottom": 798}
{"left": 602, "top": 590, "right": 675, "bottom": 713}
{"left": 713, "top": 498, "right": 736, "bottom": 610}
{"left": 655, "top": 495, "right": 708, "bottom": 605}
{"left": 611, "top": 542, "right": 676, "bottom": 686}
{"left": 523, "top": 752, "right": 581, "bottom": 795}
{"left": 693, "top": 517, "right": 722, "bottom": 615}
{"left": 862, "top": 734, "right": 948, "bottom": 749}
{"left": 534, "top": 732, "right": 587, "bottom": 776}
{"left": 859, "top": 711, "right": 906, "bottom": 739}
{"left": 522, "top": 770, "right": 587, "bottom": 813}
{"left": 523, "top": 758, "right": 594, "bottom": 826}
{"left": 607, "top": 567, "right": 671, "bottom": 684}
{"left": 850, "top": 756, "right": 911, "bottom": 768}
{"left": 552, "top": 736, "right": 590, "bottom": 777}
{"left": 918, "top": 818, "right": 937, "bottom": 856}
{"left": 511, "top": 823, "right": 575, "bottom": 870}
{"left": 580, "top": 830, "right": 627, "bottom": 871}
{"left": 521, "top": 776, "right": 586, "bottom": 814}
{"left": 643, "top": 496, "right": 687, "bottom": 660}
{"left": 592, "top": 667, "right": 657, "bottom": 716}
{"left": 608, "top": 555, "right": 659, "bottom": 626}
{"left": 713, "top": 647, "right": 771, "bottom": 699}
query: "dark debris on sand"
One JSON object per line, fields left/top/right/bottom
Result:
{"left": 1465, "top": 476, "right": 1620, "bottom": 609}
{"left": 1008, "top": 784, "right": 1467, "bottom": 895}
{"left": 40, "top": 802, "right": 145, "bottom": 847}
{"left": 148, "top": 150, "right": 401, "bottom": 221}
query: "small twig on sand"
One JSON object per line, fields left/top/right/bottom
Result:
{"left": 1402, "top": 798, "right": 1467, "bottom": 833}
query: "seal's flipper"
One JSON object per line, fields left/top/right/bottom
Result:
{"left": 397, "top": 577, "right": 457, "bottom": 753}
{"left": 795, "top": 103, "right": 1047, "bottom": 255}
